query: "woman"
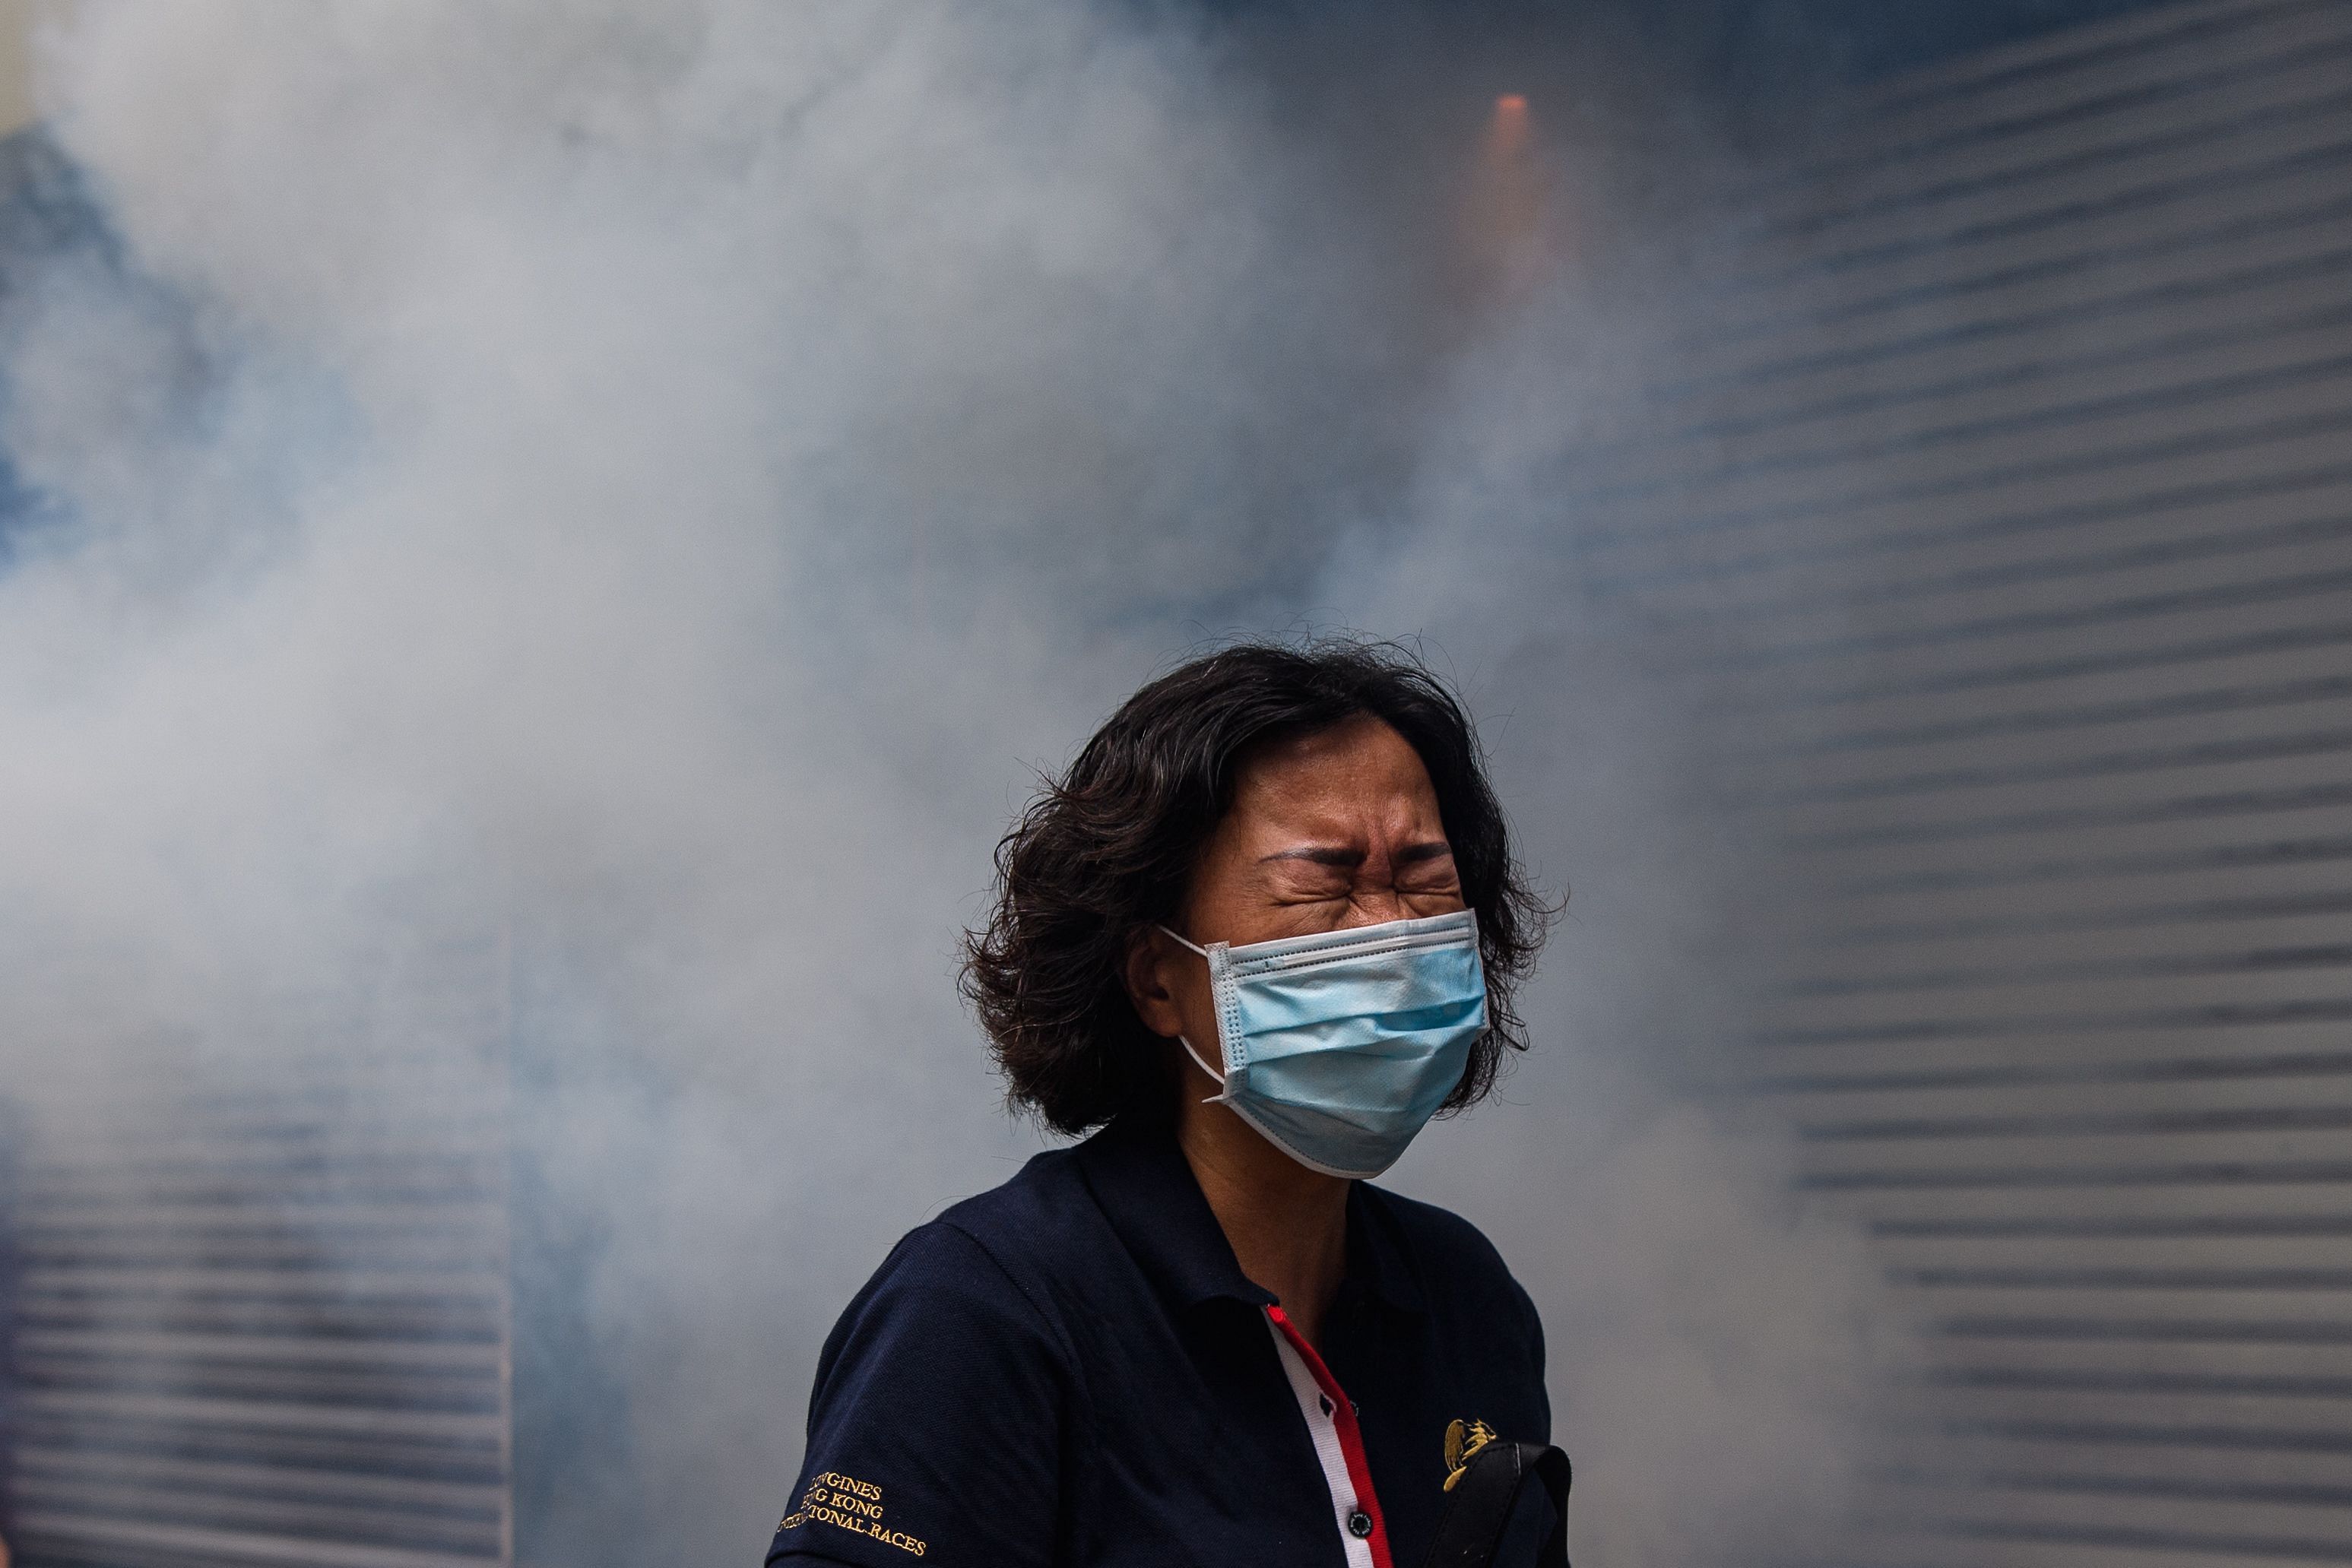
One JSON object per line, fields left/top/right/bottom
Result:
{"left": 764, "top": 641, "right": 1558, "bottom": 1568}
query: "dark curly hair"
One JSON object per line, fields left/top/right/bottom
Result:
{"left": 962, "top": 639, "right": 1555, "bottom": 1136}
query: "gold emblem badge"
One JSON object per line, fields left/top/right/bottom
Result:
{"left": 1442, "top": 1418, "right": 1500, "bottom": 1490}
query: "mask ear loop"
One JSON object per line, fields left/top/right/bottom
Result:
{"left": 1159, "top": 926, "right": 1229, "bottom": 1104}
{"left": 1176, "top": 1035, "right": 1227, "bottom": 1101}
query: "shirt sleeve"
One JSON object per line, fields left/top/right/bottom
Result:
{"left": 765, "top": 1221, "right": 1071, "bottom": 1568}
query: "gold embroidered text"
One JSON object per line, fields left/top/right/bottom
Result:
{"left": 778, "top": 1471, "right": 927, "bottom": 1556}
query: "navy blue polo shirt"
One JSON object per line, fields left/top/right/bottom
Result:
{"left": 764, "top": 1113, "right": 1550, "bottom": 1568}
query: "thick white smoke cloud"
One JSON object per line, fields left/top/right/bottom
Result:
{"left": 0, "top": 3, "right": 1900, "bottom": 1562}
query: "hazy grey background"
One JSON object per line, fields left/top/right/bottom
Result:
{"left": 0, "top": 2, "right": 2165, "bottom": 1563}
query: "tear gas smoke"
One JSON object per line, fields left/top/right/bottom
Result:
{"left": 0, "top": 4, "right": 1899, "bottom": 1563}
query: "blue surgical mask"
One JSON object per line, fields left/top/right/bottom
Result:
{"left": 1159, "top": 909, "right": 1488, "bottom": 1179}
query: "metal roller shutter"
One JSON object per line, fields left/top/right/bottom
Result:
{"left": 0, "top": 937, "right": 513, "bottom": 1568}
{"left": 1570, "top": 1, "right": 2352, "bottom": 1561}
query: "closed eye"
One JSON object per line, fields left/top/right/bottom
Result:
{"left": 1259, "top": 839, "right": 1453, "bottom": 868}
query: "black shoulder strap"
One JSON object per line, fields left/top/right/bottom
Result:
{"left": 1416, "top": 1441, "right": 1572, "bottom": 1568}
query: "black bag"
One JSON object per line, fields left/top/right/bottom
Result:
{"left": 1416, "top": 1440, "right": 1572, "bottom": 1568}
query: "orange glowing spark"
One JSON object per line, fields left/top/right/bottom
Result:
{"left": 1485, "top": 93, "right": 1531, "bottom": 157}
{"left": 1461, "top": 90, "right": 1548, "bottom": 303}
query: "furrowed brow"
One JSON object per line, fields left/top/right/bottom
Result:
{"left": 1260, "top": 845, "right": 1365, "bottom": 868}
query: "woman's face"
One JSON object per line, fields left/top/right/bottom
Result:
{"left": 1124, "top": 714, "right": 1465, "bottom": 1053}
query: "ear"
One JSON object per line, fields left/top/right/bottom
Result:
{"left": 1121, "top": 926, "right": 1187, "bottom": 1039}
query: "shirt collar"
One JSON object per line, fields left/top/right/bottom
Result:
{"left": 1076, "top": 1115, "right": 1427, "bottom": 1317}
{"left": 1344, "top": 1181, "right": 1431, "bottom": 1316}
{"left": 1078, "top": 1114, "right": 1273, "bottom": 1311}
